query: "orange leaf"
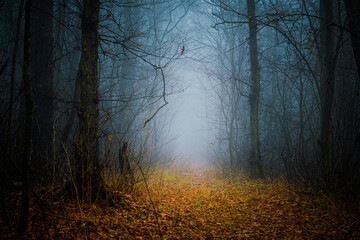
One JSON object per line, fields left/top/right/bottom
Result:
{"left": 105, "top": 112, "right": 110, "bottom": 120}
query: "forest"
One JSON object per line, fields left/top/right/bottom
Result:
{"left": 0, "top": 0, "right": 360, "bottom": 239}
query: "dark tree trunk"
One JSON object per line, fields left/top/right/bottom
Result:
{"left": 74, "top": 0, "right": 101, "bottom": 203}
{"left": 31, "top": 0, "right": 54, "bottom": 180}
{"left": 79, "top": 0, "right": 100, "bottom": 168}
{"left": 247, "top": 0, "right": 264, "bottom": 179}
{"left": 7, "top": 0, "right": 24, "bottom": 144}
{"left": 18, "top": 0, "right": 33, "bottom": 234}
{"left": 320, "top": 0, "right": 335, "bottom": 189}
{"left": 61, "top": 69, "right": 80, "bottom": 145}
{"left": 344, "top": 0, "right": 360, "bottom": 81}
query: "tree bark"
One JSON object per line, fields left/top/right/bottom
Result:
{"left": 320, "top": 0, "right": 335, "bottom": 189}
{"left": 76, "top": 0, "right": 101, "bottom": 202}
{"left": 31, "top": 0, "right": 54, "bottom": 180}
{"left": 7, "top": 0, "right": 24, "bottom": 144}
{"left": 79, "top": 0, "right": 100, "bottom": 168}
{"left": 18, "top": 0, "right": 33, "bottom": 234}
{"left": 247, "top": 0, "right": 264, "bottom": 179}
{"left": 344, "top": 0, "right": 360, "bottom": 81}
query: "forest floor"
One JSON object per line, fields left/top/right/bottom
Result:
{"left": 3, "top": 165, "right": 360, "bottom": 239}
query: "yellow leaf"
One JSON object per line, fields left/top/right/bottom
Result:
{"left": 108, "top": 135, "right": 113, "bottom": 141}
{"left": 105, "top": 112, "right": 110, "bottom": 120}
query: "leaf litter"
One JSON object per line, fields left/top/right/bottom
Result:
{"left": 3, "top": 167, "right": 360, "bottom": 239}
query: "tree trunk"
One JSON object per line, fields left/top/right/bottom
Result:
{"left": 247, "top": 0, "right": 264, "bottom": 179}
{"left": 18, "top": 0, "right": 33, "bottom": 234}
{"left": 76, "top": 0, "right": 101, "bottom": 203}
{"left": 31, "top": 0, "right": 54, "bottom": 181}
{"left": 61, "top": 69, "right": 80, "bottom": 145}
{"left": 320, "top": 0, "right": 335, "bottom": 189}
{"left": 344, "top": 0, "right": 360, "bottom": 81}
{"left": 7, "top": 0, "right": 24, "bottom": 144}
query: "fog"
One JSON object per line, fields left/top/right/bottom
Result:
{"left": 150, "top": 2, "right": 217, "bottom": 167}
{"left": 166, "top": 68, "right": 212, "bottom": 166}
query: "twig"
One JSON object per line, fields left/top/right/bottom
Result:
{"left": 144, "top": 67, "right": 168, "bottom": 127}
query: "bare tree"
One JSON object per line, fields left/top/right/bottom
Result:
{"left": 75, "top": 0, "right": 101, "bottom": 202}
{"left": 344, "top": 0, "right": 360, "bottom": 81}
{"left": 18, "top": 0, "right": 33, "bottom": 234}
{"left": 29, "top": 0, "right": 55, "bottom": 182}
{"left": 319, "top": 0, "right": 335, "bottom": 189}
{"left": 247, "top": 0, "right": 264, "bottom": 179}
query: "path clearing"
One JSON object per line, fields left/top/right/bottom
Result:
{"left": 20, "top": 166, "right": 360, "bottom": 239}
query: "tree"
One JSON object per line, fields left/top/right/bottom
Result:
{"left": 344, "top": 0, "right": 360, "bottom": 81}
{"left": 75, "top": 0, "right": 101, "bottom": 202}
{"left": 320, "top": 0, "right": 335, "bottom": 189}
{"left": 247, "top": 0, "right": 264, "bottom": 179}
{"left": 7, "top": 0, "right": 24, "bottom": 146}
{"left": 31, "top": 0, "right": 54, "bottom": 179}
{"left": 18, "top": 0, "right": 33, "bottom": 234}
